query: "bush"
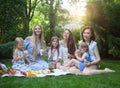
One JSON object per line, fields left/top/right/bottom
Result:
{"left": 0, "top": 41, "right": 14, "bottom": 59}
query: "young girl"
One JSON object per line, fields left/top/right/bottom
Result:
{"left": 48, "top": 36, "right": 61, "bottom": 69}
{"left": 12, "top": 37, "right": 31, "bottom": 71}
{"left": 61, "top": 42, "right": 91, "bottom": 71}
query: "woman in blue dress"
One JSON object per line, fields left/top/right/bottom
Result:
{"left": 24, "top": 25, "right": 48, "bottom": 71}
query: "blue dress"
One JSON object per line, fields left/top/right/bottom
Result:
{"left": 79, "top": 52, "right": 92, "bottom": 71}
{"left": 24, "top": 38, "right": 48, "bottom": 71}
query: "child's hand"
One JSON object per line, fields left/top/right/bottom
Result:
{"left": 77, "top": 50, "right": 81, "bottom": 57}
{"left": 23, "top": 53, "right": 27, "bottom": 58}
{"left": 12, "top": 59, "right": 14, "bottom": 64}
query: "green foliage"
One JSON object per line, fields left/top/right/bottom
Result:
{"left": 71, "top": 28, "right": 81, "bottom": 47}
{"left": 86, "top": 0, "right": 120, "bottom": 59}
{"left": 0, "top": 0, "right": 29, "bottom": 43}
{"left": 108, "top": 35, "right": 120, "bottom": 58}
{"left": 44, "top": 26, "right": 63, "bottom": 46}
{"left": 0, "top": 42, "right": 14, "bottom": 59}
{"left": 30, "top": 0, "right": 71, "bottom": 42}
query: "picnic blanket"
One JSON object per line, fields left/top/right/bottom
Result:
{"left": 1, "top": 69, "right": 71, "bottom": 78}
{"left": 0, "top": 63, "right": 71, "bottom": 78}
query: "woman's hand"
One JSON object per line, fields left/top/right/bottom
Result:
{"left": 68, "top": 53, "right": 74, "bottom": 59}
{"left": 49, "top": 55, "right": 53, "bottom": 60}
{"left": 85, "top": 62, "right": 91, "bottom": 67}
{"left": 40, "top": 49, "right": 46, "bottom": 56}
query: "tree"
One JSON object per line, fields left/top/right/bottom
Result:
{"left": 24, "top": 0, "right": 41, "bottom": 33}
{"left": 30, "top": 0, "right": 70, "bottom": 45}
{"left": 85, "top": 0, "right": 120, "bottom": 59}
{"left": 0, "top": 0, "right": 27, "bottom": 43}
{"left": 0, "top": 0, "right": 41, "bottom": 43}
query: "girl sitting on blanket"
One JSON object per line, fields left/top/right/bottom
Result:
{"left": 48, "top": 36, "right": 61, "bottom": 69}
{"left": 61, "top": 42, "right": 91, "bottom": 71}
{"left": 12, "top": 37, "right": 31, "bottom": 71}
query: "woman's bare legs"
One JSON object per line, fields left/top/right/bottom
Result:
{"left": 82, "top": 67, "right": 115, "bottom": 75}
{"left": 69, "top": 66, "right": 83, "bottom": 75}
{"left": 69, "top": 64, "right": 115, "bottom": 75}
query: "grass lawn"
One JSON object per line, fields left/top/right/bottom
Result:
{"left": 0, "top": 59, "right": 120, "bottom": 88}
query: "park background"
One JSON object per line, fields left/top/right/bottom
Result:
{"left": 0, "top": 0, "right": 120, "bottom": 88}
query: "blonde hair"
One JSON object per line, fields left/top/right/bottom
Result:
{"left": 79, "top": 42, "right": 89, "bottom": 52}
{"left": 31, "top": 25, "right": 45, "bottom": 59}
{"left": 14, "top": 37, "right": 24, "bottom": 50}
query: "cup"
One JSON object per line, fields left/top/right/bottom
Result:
{"left": 40, "top": 49, "right": 44, "bottom": 55}
{"left": 24, "top": 50, "right": 28, "bottom": 54}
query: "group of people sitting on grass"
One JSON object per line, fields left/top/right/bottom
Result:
{"left": 11, "top": 24, "right": 115, "bottom": 75}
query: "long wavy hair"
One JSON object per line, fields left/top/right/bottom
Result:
{"left": 31, "top": 25, "right": 45, "bottom": 59}
{"left": 64, "top": 29, "right": 76, "bottom": 56}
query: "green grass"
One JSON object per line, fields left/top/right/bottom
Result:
{"left": 0, "top": 59, "right": 120, "bottom": 88}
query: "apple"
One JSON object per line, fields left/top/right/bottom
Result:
{"left": 21, "top": 71, "right": 27, "bottom": 76}
{"left": 9, "top": 69, "right": 16, "bottom": 75}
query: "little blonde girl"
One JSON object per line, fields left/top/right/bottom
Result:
{"left": 61, "top": 42, "right": 91, "bottom": 71}
{"left": 12, "top": 37, "right": 31, "bottom": 71}
{"left": 48, "top": 36, "right": 61, "bottom": 69}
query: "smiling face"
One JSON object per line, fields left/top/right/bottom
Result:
{"left": 80, "top": 47, "right": 88, "bottom": 54}
{"left": 81, "top": 26, "right": 95, "bottom": 42}
{"left": 17, "top": 41, "right": 24, "bottom": 50}
{"left": 83, "top": 29, "right": 92, "bottom": 42}
{"left": 78, "top": 42, "right": 88, "bottom": 54}
{"left": 52, "top": 39, "right": 59, "bottom": 48}
{"left": 34, "top": 25, "right": 42, "bottom": 36}
{"left": 63, "top": 30, "right": 70, "bottom": 40}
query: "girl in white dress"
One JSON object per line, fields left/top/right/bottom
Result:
{"left": 48, "top": 36, "right": 61, "bottom": 69}
{"left": 12, "top": 37, "right": 31, "bottom": 72}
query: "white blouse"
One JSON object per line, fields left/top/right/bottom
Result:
{"left": 48, "top": 48, "right": 61, "bottom": 61}
{"left": 59, "top": 41, "right": 69, "bottom": 62}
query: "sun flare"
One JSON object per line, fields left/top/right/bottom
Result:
{"left": 61, "top": 0, "right": 87, "bottom": 21}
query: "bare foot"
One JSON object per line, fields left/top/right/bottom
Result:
{"left": 104, "top": 68, "right": 115, "bottom": 72}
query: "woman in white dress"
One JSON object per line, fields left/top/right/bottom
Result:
{"left": 59, "top": 29, "right": 76, "bottom": 65}
{"left": 69, "top": 26, "right": 115, "bottom": 75}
